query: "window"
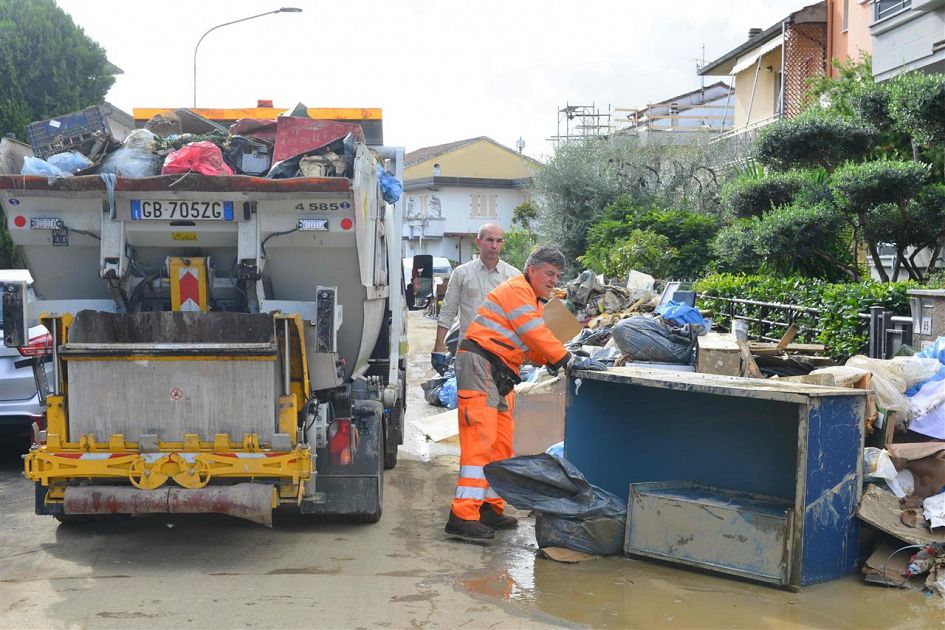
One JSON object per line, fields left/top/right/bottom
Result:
{"left": 842, "top": 0, "right": 849, "bottom": 31}
{"left": 469, "top": 193, "right": 497, "bottom": 218}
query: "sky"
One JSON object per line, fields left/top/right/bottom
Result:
{"left": 56, "top": 0, "right": 803, "bottom": 161}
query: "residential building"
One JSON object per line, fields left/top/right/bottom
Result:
{"left": 869, "top": 0, "right": 945, "bottom": 81}
{"left": 612, "top": 82, "right": 735, "bottom": 143}
{"left": 402, "top": 137, "right": 540, "bottom": 263}
{"left": 698, "top": 2, "right": 828, "bottom": 158}
{"left": 827, "top": 0, "right": 873, "bottom": 74}
{"left": 867, "top": 0, "right": 945, "bottom": 279}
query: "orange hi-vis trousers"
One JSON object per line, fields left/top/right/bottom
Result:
{"left": 451, "top": 350, "right": 515, "bottom": 520}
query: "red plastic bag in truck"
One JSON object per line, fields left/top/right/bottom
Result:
{"left": 162, "top": 141, "right": 234, "bottom": 176}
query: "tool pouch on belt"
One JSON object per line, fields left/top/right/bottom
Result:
{"left": 460, "top": 339, "right": 521, "bottom": 396}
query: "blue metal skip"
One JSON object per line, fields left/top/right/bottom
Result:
{"left": 565, "top": 368, "right": 866, "bottom": 588}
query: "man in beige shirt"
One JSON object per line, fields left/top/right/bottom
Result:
{"left": 430, "top": 223, "right": 520, "bottom": 373}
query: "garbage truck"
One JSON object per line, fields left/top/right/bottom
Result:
{"left": 0, "top": 134, "right": 406, "bottom": 526}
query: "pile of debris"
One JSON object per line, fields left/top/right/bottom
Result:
{"left": 851, "top": 338, "right": 945, "bottom": 596}
{"left": 561, "top": 269, "right": 709, "bottom": 370}
{"left": 565, "top": 269, "right": 658, "bottom": 326}
{"left": 12, "top": 103, "right": 401, "bottom": 201}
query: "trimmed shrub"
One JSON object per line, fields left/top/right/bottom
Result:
{"left": 830, "top": 159, "right": 928, "bottom": 214}
{"left": 755, "top": 115, "right": 877, "bottom": 171}
{"left": 721, "top": 171, "right": 808, "bottom": 218}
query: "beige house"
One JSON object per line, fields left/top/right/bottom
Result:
{"left": 402, "top": 137, "right": 541, "bottom": 262}
{"left": 698, "top": 1, "right": 828, "bottom": 151}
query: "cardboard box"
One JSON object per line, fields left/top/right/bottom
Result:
{"left": 696, "top": 333, "right": 742, "bottom": 376}
{"left": 513, "top": 375, "right": 566, "bottom": 455}
{"left": 543, "top": 298, "right": 583, "bottom": 344}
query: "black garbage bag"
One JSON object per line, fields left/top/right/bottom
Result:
{"left": 754, "top": 354, "right": 817, "bottom": 377}
{"left": 421, "top": 376, "right": 448, "bottom": 407}
{"left": 565, "top": 326, "right": 613, "bottom": 351}
{"left": 484, "top": 454, "right": 627, "bottom": 555}
{"left": 612, "top": 316, "right": 696, "bottom": 364}
{"left": 535, "top": 514, "right": 626, "bottom": 555}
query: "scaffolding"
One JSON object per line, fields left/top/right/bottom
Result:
{"left": 547, "top": 103, "right": 612, "bottom": 147}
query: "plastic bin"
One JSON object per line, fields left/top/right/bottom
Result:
{"left": 26, "top": 106, "right": 112, "bottom": 159}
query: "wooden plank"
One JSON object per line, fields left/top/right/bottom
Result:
{"left": 750, "top": 342, "right": 826, "bottom": 356}
{"left": 776, "top": 323, "right": 799, "bottom": 350}
{"left": 411, "top": 409, "right": 458, "bottom": 443}
{"left": 737, "top": 340, "right": 764, "bottom": 379}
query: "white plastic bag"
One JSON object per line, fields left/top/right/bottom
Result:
{"left": 924, "top": 491, "right": 945, "bottom": 529}
{"left": 846, "top": 356, "right": 911, "bottom": 418}
{"left": 21, "top": 155, "right": 65, "bottom": 177}
{"left": 892, "top": 356, "right": 943, "bottom": 389}
{"left": 46, "top": 151, "right": 92, "bottom": 174}
{"left": 122, "top": 129, "right": 158, "bottom": 152}
{"left": 864, "top": 447, "right": 911, "bottom": 498}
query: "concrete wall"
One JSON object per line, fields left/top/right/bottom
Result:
{"left": 405, "top": 139, "right": 539, "bottom": 180}
{"left": 871, "top": 5, "right": 945, "bottom": 81}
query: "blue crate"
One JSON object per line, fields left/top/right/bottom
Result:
{"left": 26, "top": 106, "right": 111, "bottom": 159}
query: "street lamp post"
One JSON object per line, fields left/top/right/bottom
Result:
{"left": 193, "top": 7, "right": 302, "bottom": 108}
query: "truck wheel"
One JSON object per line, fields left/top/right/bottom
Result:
{"left": 384, "top": 405, "right": 402, "bottom": 470}
{"left": 353, "top": 401, "right": 384, "bottom": 522}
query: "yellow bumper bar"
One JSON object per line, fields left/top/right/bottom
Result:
{"left": 25, "top": 446, "right": 312, "bottom": 490}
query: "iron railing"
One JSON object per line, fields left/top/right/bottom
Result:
{"left": 697, "top": 295, "right": 823, "bottom": 343}
{"left": 697, "top": 295, "right": 913, "bottom": 359}
{"left": 874, "top": 0, "right": 911, "bottom": 21}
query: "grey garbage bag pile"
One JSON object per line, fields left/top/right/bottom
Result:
{"left": 612, "top": 316, "right": 700, "bottom": 364}
{"left": 483, "top": 454, "right": 627, "bottom": 555}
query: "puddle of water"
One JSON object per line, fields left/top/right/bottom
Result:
{"left": 408, "top": 313, "right": 945, "bottom": 627}
{"left": 456, "top": 516, "right": 945, "bottom": 629}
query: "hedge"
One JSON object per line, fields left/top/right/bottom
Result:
{"left": 694, "top": 273, "right": 944, "bottom": 360}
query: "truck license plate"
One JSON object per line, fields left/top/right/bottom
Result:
{"left": 131, "top": 200, "right": 234, "bottom": 221}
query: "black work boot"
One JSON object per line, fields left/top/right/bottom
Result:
{"left": 480, "top": 503, "right": 518, "bottom": 530}
{"left": 445, "top": 512, "right": 495, "bottom": 541}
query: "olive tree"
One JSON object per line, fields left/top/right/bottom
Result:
{"left": 754, "top": 114, "right": 876, "bottom": 171}
{"left": 534, "top": 135, "right": 725, "bottom": 271}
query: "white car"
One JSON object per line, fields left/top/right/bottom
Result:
{"left": 0, "top": 270, "right": 52, "bottom": 444}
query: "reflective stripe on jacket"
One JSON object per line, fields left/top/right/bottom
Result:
{"left": 462, "top": 274, "right": 569, "bottom": 373}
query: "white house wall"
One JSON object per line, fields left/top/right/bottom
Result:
{"left": 402, "top": 185, "right": 528, "bottom": 263}
{"left": 871, "top": 6, "right": 945, "bottom": 81}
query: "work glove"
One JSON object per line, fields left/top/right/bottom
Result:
{"left": 544, "top": 353, "right": 571, "bottom": 377}
{"left": 430, "top": 351, "right": 451, "bottom": 376}
{"left": 566, "top": 355, "right": 608, "bottom": 374}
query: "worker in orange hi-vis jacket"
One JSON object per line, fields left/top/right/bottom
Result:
{"left": 444, "top": 245, "right": 574, "bottom": 542}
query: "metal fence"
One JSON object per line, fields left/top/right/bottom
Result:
{"left": 697, "top": 295, "right": 823, "bottom": 343}
{"left": 696, "top": 295, "right": 913, "bottom": 359}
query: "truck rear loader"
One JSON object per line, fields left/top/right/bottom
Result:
{"left": 0, "top": 136, "right": 406, "bottom": 525}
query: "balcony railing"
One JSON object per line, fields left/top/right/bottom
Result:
{"left": 705, "top": 113, "right": 781, "bottom": 169}
{"left": 402, "top": 216, "right": 445, "bottom": 239}
{"left": 874, "top": 0, "right": 911, "bottom": 21}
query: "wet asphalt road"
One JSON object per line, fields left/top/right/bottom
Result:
{"left": 1, "top": 312, "right": 942, "bottom": 628}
